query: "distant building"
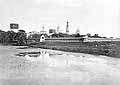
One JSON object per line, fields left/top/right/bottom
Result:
{"left": 40, "top": 26, "right": 47, "bottom": 34}
{"left": 49, "top": 29, "right": 56, "bottom": 35}
{"left": 29, "top": 31, "right": 39, "bottom": 34}
{"left": 40, "top": 35, "right": 45, "bottom": 42}
{"left": 10, "top": 23, "right": 19, "bottom": 29}
{"left": 75, "top": 28, "right": 80, "bottom": 34}
{"left": 83, "top": 37, "right": 120, "bottom": 42}
{"left": 66, "top": 21, "right": 69, "bottom": 34}
{"left": 10, "top": 23, "right": 19, "bottom": 32}
{"left": 40, "top": 30, "right": 47, "bottom": 35}
{"left": 45, "top": 37, "right": 84, "bottom": 42}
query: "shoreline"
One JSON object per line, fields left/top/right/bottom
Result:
{"left": 1, "top": 41, "right": 120, "bottom": 58}
{"left": 28, "top": 41, "right": 120, "bottom": 58}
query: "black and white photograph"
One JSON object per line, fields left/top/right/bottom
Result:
{"left": 0, "top": 0, "right": 120, "bottom": 85}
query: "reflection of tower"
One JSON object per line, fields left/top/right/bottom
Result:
{"left": 66, "top": 21, "right": 69, "bottom": 34}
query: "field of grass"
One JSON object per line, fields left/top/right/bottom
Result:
{"left": 28, "top": 41, "right": 120, "bottom": 58}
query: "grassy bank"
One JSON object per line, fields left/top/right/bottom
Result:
{"left": 29, "top": 41, "right": 120, "bottom": 58}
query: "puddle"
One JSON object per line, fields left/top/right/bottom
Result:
{"left": 16, "top": 51, "right": 63, "bottom": 58}
{"left": 16, "top": 52, "right": 41, "bottom": 57}
{"left": 15, "top": 50, "right": 83, "bottom": 67}
{"left": 16, "top": 51, "right": 64, "bottom": 62}
{"left": 15, "top": 50, "right": 108, "bottom": 67}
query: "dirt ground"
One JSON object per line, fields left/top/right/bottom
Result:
{"left": 0, "top": 45, "right": 120, "bottom": 85}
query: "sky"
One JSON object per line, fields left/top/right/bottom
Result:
{"left": 0, "top": 0, "right": 120, "bottom": 37}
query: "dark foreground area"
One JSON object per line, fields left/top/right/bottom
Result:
{"left": 29, "top": 41, "right": 120, "bottom": 58}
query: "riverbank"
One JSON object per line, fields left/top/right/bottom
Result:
{"left": 29, "top": 41, "right": 120, "bottom": 58}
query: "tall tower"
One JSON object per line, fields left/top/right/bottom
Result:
{"left": 66, "top": 21, "right": 69, "bottom": 34}
{"left": 57, "top": 26, "right": 60, "bottom": 33}
{"left": 42, "top": 26, "right": 44, "bottom": 31}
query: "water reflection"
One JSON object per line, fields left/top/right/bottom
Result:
{"left": 16, "top": 50, "right": 86, "bottom": 67}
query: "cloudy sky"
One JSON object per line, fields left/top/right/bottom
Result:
{"left": 0, "top": 0, "right": 120, "bottom": 37}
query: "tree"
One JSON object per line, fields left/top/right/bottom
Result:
{"left": 93, "top": 34, "right": 99, "bottom": 38}
{"left": 0, "top": 30, "right": 15, "bottom": 44}
{"left": 0, "top": 29, "right": 27, "bottom": 45}
{"left": 92, "top": 34, "right": 102, "bottom": 38}
{"left": 6, "top": 31, "right": 16, "bottom": 43}
{"left": 87, "top": 33, "right": 91, "bottom": 37}
{"left": 15, "top": 30, "right": 27, "bottom": 45}
{"left": 75, "top": 33, "right": 81, "bottom": 37}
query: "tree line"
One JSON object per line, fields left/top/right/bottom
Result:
{"left": 0, "top": 30, "right": 27, "bottom": 45}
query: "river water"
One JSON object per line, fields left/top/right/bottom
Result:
{"left": 0, "top": 45, "right": 120, "bottom": 85}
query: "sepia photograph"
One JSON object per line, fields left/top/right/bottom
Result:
{"left": 0, "top": 0, "right": 120, "bottom": 85}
